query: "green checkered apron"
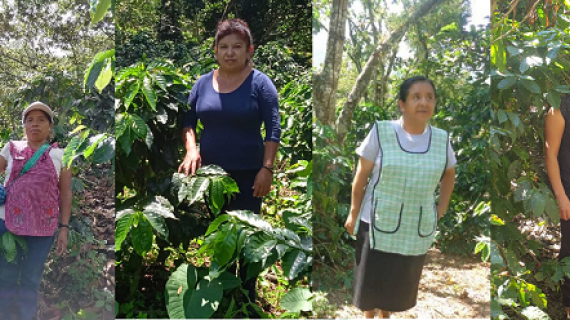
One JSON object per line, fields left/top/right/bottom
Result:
{"left": 355, "top": 121, "right": 448, "bottom": 256}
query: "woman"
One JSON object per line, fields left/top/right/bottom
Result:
{"left": 0, "top": 101, "right": 72, "bottom": 320}
{"left": 178, "top": 19, "right": 281, "bottom": 311}
{"left": 545, "top": 96, "right": 570, "bottom": 319}
{"left": 344, "top": 76, "right": 456, "bottom": 318}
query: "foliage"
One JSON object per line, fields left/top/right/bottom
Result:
{"left": 491, "top": 0, "right": 570, "bottom": 319}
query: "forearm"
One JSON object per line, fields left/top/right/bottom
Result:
{"left": 59, "top": 189, "right": 72, "bottom": 225}
{"left": 263, "top": 141, "right": 279, "bottom": 167}
{"left": 546, "top": 154, "right": 567, "bottom": 199}
{"left": 182, "top": 127, "right": 198, "bottom": 153}
{"left": 350, "top": 184, "right": 366, "bottom": 219}
{"left": 437, "top": 168, "right": 456, "bottom": 216}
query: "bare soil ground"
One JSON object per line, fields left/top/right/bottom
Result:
{"left": 37, "top": 165, "right": 115, "bottom": 320}
{"left": 313, "top": 248, "right": 490, "bottom": 319}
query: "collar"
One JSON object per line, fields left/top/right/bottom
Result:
{"left": 399, "top": 117, "right": 429, "bottom": 134}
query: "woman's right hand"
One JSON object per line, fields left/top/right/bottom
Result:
{"left": 558, "top": 195, "right": 570, "bottom": 221}
{"left": 178, "top": 150, "right": 201, "bottom": 176}
{"left": 344, "top": 214, "right": 356, "bottom": 236}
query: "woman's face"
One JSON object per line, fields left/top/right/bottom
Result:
{"left": 24, "top": 110, "right": 52, "bottom": 143}
{"left": 398, "top": 81, "right": 436, "bottom": 124}
{"left": 215, "top": 33, "right": 252, "bottom": 72}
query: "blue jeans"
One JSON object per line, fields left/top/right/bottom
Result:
{"left": 0, "top": 219, "right": 55, "bottom": 320}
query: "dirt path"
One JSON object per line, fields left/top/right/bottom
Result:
{"left": 313, "top": 248, "right": 490, "bottom": 319}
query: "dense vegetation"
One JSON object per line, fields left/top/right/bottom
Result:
{"left": 0, "top": 0, "right": 115, "bottom": 319}
{"left": 491, "top": 0, "right": 570, "bottom": 319}
{"left": 113, "top": 0, "right": 312, "bottom": 318}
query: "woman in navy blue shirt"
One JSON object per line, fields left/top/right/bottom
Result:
{"left": 179, "top": 19, "right": 281, "bottom": 213}
{"left": 179, "top": 19, "right": 281, "bottom": 310}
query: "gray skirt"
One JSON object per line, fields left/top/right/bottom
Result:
{"left": 353, "top": 221, "right": 427, "bottom": 312}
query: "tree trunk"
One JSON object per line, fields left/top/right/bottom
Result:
{"left": 313, "top": 0, "right": 349, "bottom": 128}
{"left": 336, "top": 0, "right": 448, "bottom": 144}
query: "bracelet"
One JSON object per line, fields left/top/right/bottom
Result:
{"left": 262, "top": 165, "right": 274, "bottom": 174}
{"left": 59, "top": 223, "right": 69, "bottom": 229}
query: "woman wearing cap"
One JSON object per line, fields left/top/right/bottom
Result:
{"left": 178, "top": 18, "right": 280, "bottom": 313}
{"left": 545, "top": 96, "right": 570, "bottom": 319}
{"left": 344, "top": 77, "right": 456, "bottom": 318}
{"left": 0, "top": 102, "right": 72, "bottom": 320}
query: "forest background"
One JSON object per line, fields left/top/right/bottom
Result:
{"left": 0, "top": 0, "right": 115, "bottom": 319}
{"left": 491, "top": 0, "right": 570, "bottom": 319}
{"left": 114, "top": 0, "right": 313, "bottom": 319}
{"left": 312, "top": 0, "right": 491, "bottom": 318}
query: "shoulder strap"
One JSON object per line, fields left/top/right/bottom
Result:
{"left": 20, "top": 143, "right": 50, "bottom": 177}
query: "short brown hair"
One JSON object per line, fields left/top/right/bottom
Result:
{"left": 214, "top": 19, "right": 253, "bottom": 48}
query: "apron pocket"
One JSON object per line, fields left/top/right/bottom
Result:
{"left": 373, "top": 200, "right": 403, "bottom": 233}
{"left": 39, "top": 201, "right": 59, "bottom": 231}
{"left": 5, "top": 197, "right": 31, "bottom": 231}
{"left": 418, "top": 204, "right": 437, "bottom": 237}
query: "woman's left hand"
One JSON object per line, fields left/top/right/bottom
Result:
{"left": 253, "top": 167, "right": 273, "bottom": 197}
{"left": 56, "top": 228, "right": 68, "bottom": 256}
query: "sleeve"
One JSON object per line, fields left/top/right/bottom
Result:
{"left": 183, "top": 77, "right": 200, "bottom": 129}
{"left": 446, "top": 139, "right": 457, "bottom": 169}
{"left": 258, "top": 74, "right": 281, "bottom": 142}
{"left": 0, "top": 143, "right": 9, "bottom": 161}
{"left": 356, "top": 123, "right": 381, "bottom": 162}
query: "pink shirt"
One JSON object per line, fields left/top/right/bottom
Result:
{"left": 4, "top": 141, "right": 60, "bottom": 236}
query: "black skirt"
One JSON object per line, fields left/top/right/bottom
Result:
{"left": 353, "top": 221, "right": 427, "bottom": 312}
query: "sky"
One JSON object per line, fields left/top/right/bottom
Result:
{"left": 312, "top": 0, "right": 490, "bottom": 68}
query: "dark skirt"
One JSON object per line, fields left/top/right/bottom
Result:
{"left": 221, "top": 169, "right": 262, "bottom": 215}
{"left": 353, "top": 221, "right": 427, "bottom": 312}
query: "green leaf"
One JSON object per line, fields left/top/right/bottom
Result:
{"left": 217, "top": 271, "right": 241, "bottom": 290}
{"left": 124, "top": 81, "right": 140, "bottom": 111}
{"left": 529, "top": 192, "right": 545, "bottom": 217}
{"left": 281, "top": 249, "right": 308, "bottom": 280}
{"left": 115, "top": 212, "right": 132, "bottom": 251}
{"left": 85, "top": 61, "right": 104, "bottom": 92}
{"left": 507, "top": 160, "right": 521, "bottom": 181}
{"left": 1, "top": 232, "right": 17, "bottom": 263}
{"left": 280, "top": 288, "right": 312, "bottom": 312}
{"left": 205, "top": 214, "right": 231, "bottom": 236}
{"left": 84, "top": 133, "right": 107, "bottom": 159}
{"left": 143, "top": 211, "right": 168, "bottom": 240}
{"left": 497, "top": 109, "right": 508, "bottom": 124}
{"left": 227, "top": 210, "right": 273, "bottom": 231}
{"left": 244, "top": 233, "right": 277, "bottom": 264}
{"left": 165, "top": 263, "right": 198, "bottom": 319}
{"left": 545, "top": 195, "right": 559, "bottom": 224}
{"left": 208, "top": 177, "right": 226, "bottom": 215}
{"left": 179, "top": 176, "right": 210, "bottom": 205}
{"left": 92, "top": 141, "right": 114, "bottom": 164}
{"left": 214, "top": 224, "right": 237, "bottom": 267}
{"left": 143, "top": 196, "right": 176, "bottom": 220}
{"left": 507, "top": 45, "right": 523, "bottom": 56}
{"left": 196, "top": 165, "right": 227, "bottom": 176}
{"left": 520, "top": 79, "right": 541, "bottom": 93}
{"left": 187, "top": 279, "right": 223, "bottom": 318}
{"left": 497, "top": 77, "right": 517, "bottom": 90}
{"left": 130, "top": 114, "right": 148, "bottom": 139}
{"left": 547, "top": 90, "right": 561, "bottom": 109}
{"left": 91, "top": 0, "right": 112, "bottom": 25}
{"left": 131, "top": 215, "right": 154, "bottom": 256}
{"left": 520, "top": 306, "right": 551, "bottom": 320}
{"left": 142, "top": 77, "right": 157, "bottom": 111}
{"left": 94, "top": 59, "right": 113, "bottom": 93}
{"left": 520, "top": 59, "right": 529, "bottom": 74}
{"left": 490, "top": 214, "right": 504, "bottom": 226}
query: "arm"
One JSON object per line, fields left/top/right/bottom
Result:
{"left": 0, "top": 156, "right": 6, "bottom": 175}
{"left": 345, "top": 156, "right": 374, "bottom": 235}
{"left": 437, "top": 167, "right": 455, "bottom": 219}
{"left": 545, "top": 107, "right": 569, "bottom": 220}
{"left": 253, "top": 74, "right": 281, "bottom": 197}
{"left": 57, "top": 167, "right": 72, "bottom": 256}
{"left": 178, "top": 83, "right": 201, "bottom": 176}
{"left": 179, "top": 127, "right": 201, "bottom": 176}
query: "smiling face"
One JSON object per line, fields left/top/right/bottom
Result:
{"left": 24, "top": 110, "right": 52, "bottom": 143}
{"left": 398, "top": 81, "right": 436, "bottom": 125}
{"left": 215, "top": 33, "right": 253, "bottom": 72}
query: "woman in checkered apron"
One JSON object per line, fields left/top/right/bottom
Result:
{"left": 344, "top": 77, "right": 456, "bottom": 318}
{"left": 0, "top": 102, "right": 72, "bottom": 320}
{"left": 545, "top": 95, "right": 570, "bottom": 319}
